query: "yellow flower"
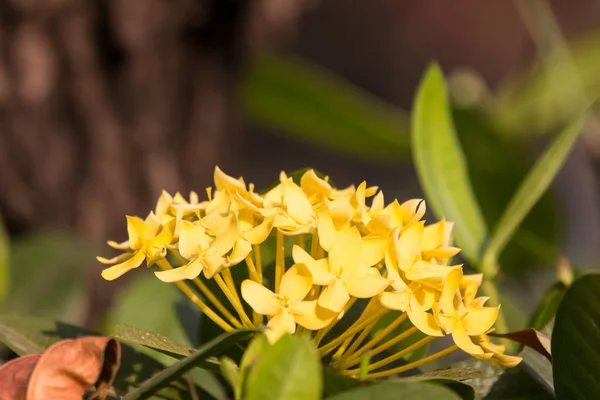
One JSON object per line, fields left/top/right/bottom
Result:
{"left": 154, "top": 220, "right": 226, "bottom": 281}
{"left": 294, "top": 225, "right": 390, "bottom": 313}
{"left": 435, "top": 269, "right": 499, "bottom": 357}
{"left": 99, "top": 213, "right": 173, "bottom": 280}
{"left": 472, "top": 334, "right": 522, "bottom": 367}
{"left": 241, "top": 263, "right": 336, "bottom": 342}
{"left": 421, "top": 219, "right": 461, "bottom": 262}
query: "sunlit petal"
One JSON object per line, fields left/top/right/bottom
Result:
{"left": 154, "top": 258, "right": 204, "bottom": 282}
{"left": 463, "top": 305, "right": 500, "bottom": 336}
{"left": 300, "top": 169, "right": 331, "bottom": 197}
{"left": 243, "top": 214, "right": 275, "bottom": 244}
{"left": 292, "top": 300, "right": 338, "bottom": 330}
{"left": 241, "top": 280, "right": 280, "bottom": 316}
{"left": 265, "top": 311, "right": 296, "bottom": 343}
{"left": 422, "top": 247, "right": 461, "bottom": 259}
{"left": 229, "top": 237, "right": 252, "bottom": 264}
{"left": 317, "top": 210, "right": 337, "bottom": 252}
{"left": 210, "top": 213, "right": 238, "bottom": 256}
{"left": 203, "top": 254, "right": 226, "bottom": 279}
{"left": 379, "top": 291, "right": 409, "bottom": 311}
{"left": 101, "top": 251, "right": 145, "bottom": 280}
{"left": 107, "top": 240, "right": 130, "bottom": 250}
{"left": 97, "top": 253, "right": 132, "bottom": 265}
{"left": 400, "top": 199, "right": 426, "bottom": 225}
{"left": 214, "top": 166, "right": 247, "bottom": 194}
{"left": 126, "top": 216, "right": 149, "bottom": 248}
{"left": 407, "top": 307, "right": 443, "bottom": 337}
{"left": 284, "top": 179, "right": 313, "bottom": 224}
{"left": 452, "top": 323, "right": 486, "bottom": 355}
{"left": 361, "top": 236, "right": 389, "bottom": 267}
{"left": 394, "top": 222, "right": 423, "bottom": 272}
{"left": 366, "top": 214, "right": 391, "bottom": 237}
{"left": 410, "top": 285, "right": 436, "bottom": 311}
{"left": 345, "top": 268, "right": 390, "bottom": 298}
{"left": 329, "top": 227, "right": 362, "bottom": 273}
{"left": 318, "top": 279, "right": 350, "bottom": 313}
{"left": 178, "top": 221, "right": 205, "bottom": 259}
{"left": 439, "top": 268, "right": 463, "bottom": 314}
{"left": 280, "top": 263, "right": 313, "bottom": 301}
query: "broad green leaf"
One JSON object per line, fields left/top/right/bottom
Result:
{"left": 482, "top": 364, "right": 554, "bottom": 400}
{"left": 520, "top": 346, "right": 554, "bottom": 396}
{"left": 322, "top": 367, "right": 362, "bottom": 397}
{"left": 245, "top": 334, "right": 322, "bottom": 400}
{"left": 0, "top": 315, "right": 193, "bottom": 398}
{"left": 529, "top": 282, "right": 567, "bottom": 330}
{"left": 239, "top": 334, "right": 271, "bottom": 398}
{"left": 124, "top": 329, "right": 256, "bottom": 400}
{"left": 115, "top": 324, "right": 192, "bottom": 359}
{"left": 394, "top": 369, "right": 478, "bottom": 400}
{"left": 1, "top": 233, "right": 97, "bottom": 320}
{"left": 0, "top": 216, "right": 8, "bottom": 305}
{"left": 481, "top": 117, "right": 584, "bottom": 276}
{"left": 411, "top": 63, "right": 488, "bottom": 264}
{"left": 241, "top": 56, "right": 409, "bottom": 161}
{"left": 552, "top": 274, "right": 600, "bottom": 399}
{"left": 220, "top": 357, "right": 240, "bottom": 399}
{"left": 325, "top": 381, "right": 461, "bottom": 400}
{"left": 106, "top": 274, "right": 194, "bottom": 364}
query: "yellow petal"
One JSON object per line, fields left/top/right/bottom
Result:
{"left": 329, "top": 227, "right": 361, "bottom": 274}
{"left": 460, "top": 273, "right": 483, "bottom": 290}
{"left": 155, "top": 190, "right": 173, "bottom": 216}
{"left": 329, "top": 195, "right": 357, "bottom": 228}
{"left": 229, "top": 237, "right": 252, "bottom": 264}
{"left": 97, "top": 253, "right": 132, "bottom": 265}
{"left": 439, "top": 268, "right": 463, "bottom": 314}
{"left": 422, "top": 220, "right": 444, "bottom": 250}
{"left": 284, "top": 179, "right": 313, "bottom": 224}
{"left": 154, "top": 258, "right": 204, "bottom": 282}
{"left": 379, "top": 291, "right": 409, "bottom": 311}
{"left": 344, "top": 268, "right": 390, "bottom": 298}
{"left": 384, "top": 249, "right": 401, "bottom": 283}
{"left": 144, "top": 212, "right": 162, "bottom": 235}
{"left": 452, "top": 323, "right": 486, "bottom": 355}
{"left": 265, "top": 311, "right": 296, "bottom": 343}
{"left": 237, "top": 209, "right": 255, "bottom": 232}
{"left": 126, "top": 216, "right": 150, "bottom": 248}
{"left": 380, "top": 200, "right": 404, "bottom": 228}
{"left": 241, "top": 280, "right": 280, "bottom": 316}
{"left": 151, "top": 225, "right": 174, "bottom": 248}
{"left": 317, "top": 210, "right": 337, "bottom": 252}
{"left": 243, "top": 214, "right": 275, "bottom": 245}
{"left": 490, "top": 353, "right": 523, "bottom": 368}
{"left": 280, "top": 263, "right": 313, "bottom": 301}
{"left": 370, "top": 191, "right": 385, "bottom": 215}
{"left": 264, "top": 183, "right": 284, "bottom": 208}
{"left": 366, "top": 214, "right": 391, "bottom": 237}
{"left": 292, "top": 245, "right": 315, "bottom": 265}
{"left": 107, "top": 240, "right": 130, "bottom": 250}
{"left": 300, "top": 169, "right": 332, "bottom": 197}
{"left": 405, "top": 262, "right": 455, "bottom": 288}
{"left": 292, "top": 300, "right": 338, "bottom": 330}
{"left": 292, "top": 246, "right": 332, "bottom": 285}
{"left": 101, "top": 251, "right": 145, "bottom": 280}
{"left": 203, "top": 254, "right": 226, "bottom": 279}
{"left": 400, "top": 199, "right": 426, "bottom": 225}
{"left": 361, "top": 237, "right": 389, "bottom": 267}
{"left": 407, "top": 307, "right": 444, "bottom": 337}
{"left": 318, "top": 279, "right": 350, "bottom": 313}
{"left": 394, "top": 222, "right": 423, "bottom": 272}
{"left": 364, "top": 185, "right": 378, "bottom": 197}
{"left": 178, "top": 221, "right": 206, "bottom": 259}
{"left": 463, "top": 305, "right": 500, "bottom": 336}
{"left": 435, "top": 310, "right": 457, "bottom": 334}
{"left": 214, "top": 166, "right": 247, "bottom": 194}
{"left": 422, "top": 247, "right": 461, "bottom": 259}
{"left": 410, "top": 285, "right": 436, "bottom": 311}
{"left": 209, "top": 214, "right": 238, "bottom": 256}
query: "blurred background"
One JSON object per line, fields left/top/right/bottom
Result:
{"left": 0, "top": 0, "right": 599, "bottom": 337}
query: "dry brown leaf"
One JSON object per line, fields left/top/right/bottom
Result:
{"left": 0, "top": 354, "right": 42, "bottom": 400}
{"left": 25, "top": 336, "right": 121, "bottom": 400}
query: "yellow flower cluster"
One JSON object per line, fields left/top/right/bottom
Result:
{"left": 98, "top": 167, "right": 521, "bottom": 378}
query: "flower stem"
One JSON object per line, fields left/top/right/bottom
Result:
{"left": 253, "top": 244, "right": 263, "bottom": 281}
{"left": 363, "top": 344, "right": 459, "bottom": 379}
{"left": 314, "top": 298, "right": 357, "bottom": 346}
{"left": 156, "top": 260, "right": 233, "bottom": 332}
{"left": 245, "top": 255, "right": 260, "bottom": 282}
{"left": 341, "top": 326, "right": 419, "bottom": 368}
{"left": 318, "top": 307, "right": 388, "bottom": 357}
{"left": 214, "top": 273, "right": 254, "bottom": 327}
{"left": 296, "top": 234, "right": 305, "bottom": 250}
{"left": 275, "top": 230, "right": 285, "bottom": 293}
{"left": 310, "top": 233, "right": 319, "bottom": 258}
{"left": 166, "top": 250, "right": 241, "bottom": 328}
{"left": 342, "top": 312, "right": 407, "bottom": 365}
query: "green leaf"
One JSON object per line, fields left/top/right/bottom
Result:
{"left": 220, "top": 357, "right": 240, "bottom": 399}
{"left": 106, "top": 274, "right": 194, "bottom": 365}
{"left": 394, "top": 369, "right": 478, "bottom": 400}
{"left": 0, "top": 216, "right": 9, "bottom": 306}
{"left": 1, "top": 233, "right": 98, "bottom": 319}
{"left": 411, "top": 63, "right": 488, "bottom": 264}
{"left": 529, "top": 282, "right": 567, "bottom": 330}
{"left": 239, "top": 334, "right": 271, "bottom": 398}
{"left": 481, "top": 117, "right": 585, "bottom": 276}
{"left": 322, "top": 367, "right": 362, "bottom": 398}
{"left": 114, "top": 324, "right": 193, "bottom": 359}
{"left": 124, "top": 329, "right": 256, "bottom": 400}
{"left": 241, "top": 55, "right": 409, "bottom": 161}
{"left": 245, "top": 334, "right": 322, "bottom": 400}
{"left": 520, "top": 346, "right": 554, "bottom": 396}
{"left": 325, "top": 381, "right": 461, "bottom": 400}
{"left": 552, "top": 274, "right": 600, "bottom": 399}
